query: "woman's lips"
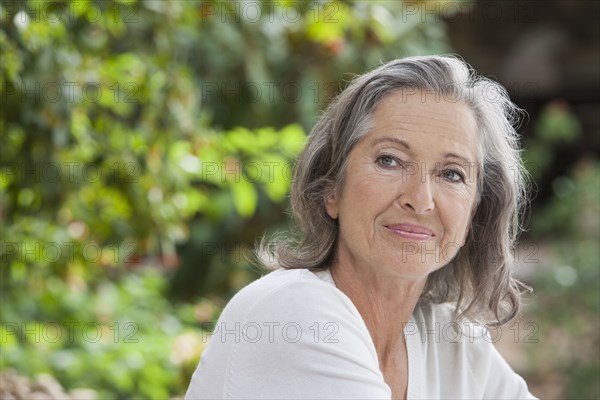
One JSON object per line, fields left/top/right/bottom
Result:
{"left": 385, "top": 224, "right": 435, "bottom": 241}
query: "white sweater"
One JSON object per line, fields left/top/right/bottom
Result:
{"left": 185, "top": 268, "right": 537, "bottom": 399}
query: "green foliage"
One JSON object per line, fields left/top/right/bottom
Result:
{"left": 1, "top": 267, "right": 214, "bottom": 398}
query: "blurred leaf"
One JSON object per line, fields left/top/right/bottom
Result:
{"left": 535, "top": 100, "right": 582, "bottom": 142}
{"left": 230, "top": 178, "right": 257, "bottom": 218}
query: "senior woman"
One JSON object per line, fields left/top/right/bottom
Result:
{"left": 185, "top": 55, "right": 537, "bottom": 399}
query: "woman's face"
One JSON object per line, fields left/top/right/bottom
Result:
{"left": 325, "top": 90, "right": 480, "bottom": 280}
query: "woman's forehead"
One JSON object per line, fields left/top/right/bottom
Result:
{"left": 369, "top": 91, "right": 477, "bottom": 143}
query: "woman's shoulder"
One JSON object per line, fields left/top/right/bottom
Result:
{"left": 188, "top": 268, "right": 390, "bottom": 398}
{"left": 235, "top": 267, "right": 335, "bottom": 295}
{"left": 214, "top": 266, "right": 379, "bottom": 370}
{"left": 219, "top": 267, "right": 359, "bottom": 323}
{"left": 227, "top": 267, "right": 338, "bottom": 305}
{"left": 187, "top": 269, "right": 390, "bottom": 398}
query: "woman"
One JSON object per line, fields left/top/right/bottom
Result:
{"left": 186, "top": 55, "right": 537, "bottom": 399}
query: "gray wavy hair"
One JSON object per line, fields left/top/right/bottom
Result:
{"left": 256, "top": 55, "right": 531, "bottom": 326}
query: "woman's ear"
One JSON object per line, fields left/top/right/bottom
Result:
{"left": 324, "top": 188, "right": 338, "bottom": 220}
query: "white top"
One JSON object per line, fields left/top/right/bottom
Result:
{"left": 185, "top": 268, "right": 537, "bottom": 399}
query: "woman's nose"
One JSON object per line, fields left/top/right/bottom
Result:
{"left": 399, "top": 168, "right": 435, "bottom": 214}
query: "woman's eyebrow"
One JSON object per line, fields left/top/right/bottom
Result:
{"left": 369, "top": 136, "right": 411, "bottom": 150}
{"left": 444, "top": 152, "right": 476, "bottom": 165}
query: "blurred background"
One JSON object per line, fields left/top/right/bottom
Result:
{"left": 1, "top": 0, "right": 598, "bottom": 398}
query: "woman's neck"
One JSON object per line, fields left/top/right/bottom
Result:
{"left": 329, "top": 260, "right": 426, "bottom": 356}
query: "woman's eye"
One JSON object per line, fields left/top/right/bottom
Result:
{"left": 442, "top": 169, "right": 465, "bottom": 183}
{"left": 377, "top": 155, "right": 399, "bottom": 168}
